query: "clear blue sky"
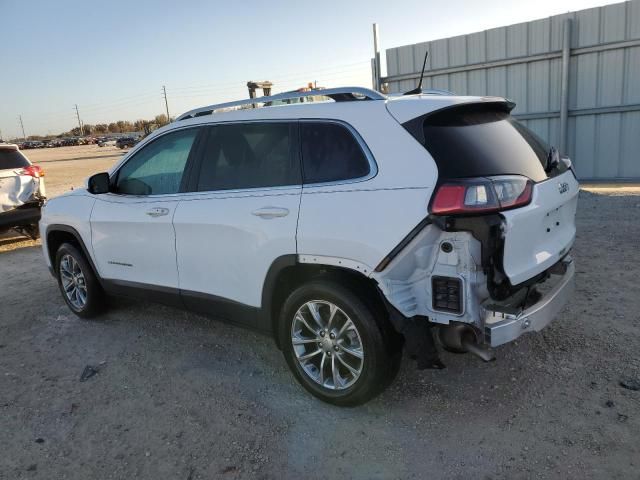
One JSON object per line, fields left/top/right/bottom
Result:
{"left": 0, "top": 0, "right": 621, "bottom": 138}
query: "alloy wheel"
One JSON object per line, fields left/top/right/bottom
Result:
{"left": 59, "top": 254, "right": 88, "bottom": 310}
{"left": 291, "top": 300, "right": 364, "bottom": 390}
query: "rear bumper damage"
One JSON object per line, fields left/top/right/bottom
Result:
{"left": 482, "top": 256, "right": 574, "bottom": 347}
{"left": 373, "top": 217, "right": 576, "bottom": 364}
{"left": 0, "top": 202, "right": 42, "bottom": 230}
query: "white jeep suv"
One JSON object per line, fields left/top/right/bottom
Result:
{"left": 40, "top": 87, "right": 578, "bottom": 406}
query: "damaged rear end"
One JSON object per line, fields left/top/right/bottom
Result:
{"left": 0, "top": 144, "right": 46, "bottom": 236}
{"left": 375, "top": 98, "right": 578, "bottom": 361}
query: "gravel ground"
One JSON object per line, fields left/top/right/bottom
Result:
{"left": 1, "top": 147, "right": 639, "bottom": 479}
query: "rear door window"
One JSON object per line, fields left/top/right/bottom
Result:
{"left": 300, "top": 122, "right": 371, "bottom": 184}
{"left": 0, "top": 149, "right": 30, "bottom": 170}
{"left": 411, "top": 104, "right": 549, "bottom": 182}
{"left": 196, "top": 122, "right": 300, "bottom": 191}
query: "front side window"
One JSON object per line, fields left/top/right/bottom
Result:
{"left": 300, "top": 122, "right": 371, "bottom": 184}
{"left": 196, "top": 122, "right": 299, "bottom": 191}
{"left": 115, "top": 128, "right": 198, "bottom": 195}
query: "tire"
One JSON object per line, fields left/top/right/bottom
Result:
{"left": 279, "top": 280, "right": 399, "bottom": 406}
{"left": 55, "top": 243, "right": 106, "bottom": 318}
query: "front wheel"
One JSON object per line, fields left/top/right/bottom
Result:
{"left": 279, "top": 280, "right": 399, "bottom": 406}
{"left": 55, "top": 243, "right": 106, "bottom": 318}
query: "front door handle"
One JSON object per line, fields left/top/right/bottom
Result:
{"left": 251, "top": 207, "right": 289, "bottom": 219}
{"left": 146, "top": 207, "right": 170, "bottom": 217}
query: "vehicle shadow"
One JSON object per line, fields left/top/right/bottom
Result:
{"left": 0, "top": 232, "right": 39, "bottom": 252}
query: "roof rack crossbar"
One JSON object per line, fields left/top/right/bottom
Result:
{"left": 176, "top": 87, "right": 386, "bottom": 121}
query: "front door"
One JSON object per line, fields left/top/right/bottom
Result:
{"left": 90, "top": 127, "right": 201, "bottom": 290}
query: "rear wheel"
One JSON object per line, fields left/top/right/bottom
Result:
{"left": 280, "top": 280, "right": 399, "bottom": 406}
{"left": 55, "top": 243, "right": 106, "bottom": 318}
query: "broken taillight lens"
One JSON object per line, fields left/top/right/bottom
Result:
{"left": 19, "top": 165, "right": 45, "bottom": 178}
{"left": 431, "top": 175, "right": 532, "bottom": 215}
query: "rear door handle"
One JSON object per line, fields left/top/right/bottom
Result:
{"left": 251, "top": 207, "right": 289, "bottom": 219}
{"left": 146, "top": 207, "right": 170, "bottom": 217}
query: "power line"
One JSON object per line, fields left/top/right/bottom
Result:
{"left": 9, "top": 58, "right": 372, "bottom": 137}
{"left": 168, "top": 60, "right": 370, "bottom": 93}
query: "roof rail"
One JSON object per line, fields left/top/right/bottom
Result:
{"left": 176, "top": 87, "right": 386, "bottom": 121}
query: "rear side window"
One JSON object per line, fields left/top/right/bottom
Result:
{"left": 300, "top": 122, "right": 370, "bottom": 184}
{"left": 0, "top": 149, "right": 30, "bottom": 170}
{"left": 411, "top": 104, "right": 549, "bottom": 183}
{"left": 115, "top": 128, "right": 198, "bottom": 195}
{"left": 196, "top": 122, "right": 299, "bottom": 191}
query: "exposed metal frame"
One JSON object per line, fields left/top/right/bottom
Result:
{"left": 176, "top": 87, "right": 387, "bottom": 121}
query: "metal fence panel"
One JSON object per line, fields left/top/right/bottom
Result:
{"left": 382, "top": 0, "right": 640, "bottom": 180}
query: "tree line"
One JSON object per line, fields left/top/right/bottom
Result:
{"left": 22, "top": 114, "right": 172, "bottom": 141}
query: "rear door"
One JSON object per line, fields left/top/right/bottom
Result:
{"left": 90, "top": 127, "right": 201, "bottom": 290}
{"left": 173, "top": 121, "right": 301, "bottom": 321}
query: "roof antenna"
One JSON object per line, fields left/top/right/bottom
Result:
{"left": 404, "top": 50, "right": 429, "bottom": 95}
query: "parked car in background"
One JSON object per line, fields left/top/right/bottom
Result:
{"left": 40, "top": 87, "right": 578, "bottom": 406}
{"left": 21, "top": 141, "right": 44, "bottom": 149}
{"left": 97, "top": 137, "right": 116, "bottom": 147}
{"left": 62, "top": 138, "right": 80, "bottom": 146}
{"left": 0, "top": 144, "right": 46, "bottom": 238}
{"left": 116, "top": 136, "right": 138, "bottom": 149}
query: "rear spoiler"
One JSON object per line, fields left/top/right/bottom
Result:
{"left": 400, "top": 99, "right": 516, "bottom": 146}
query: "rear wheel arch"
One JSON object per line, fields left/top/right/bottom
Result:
{"left": 263, "top": 257, "right": 400, "bottom": 350}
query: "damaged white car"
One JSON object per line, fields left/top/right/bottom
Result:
{"left": 0, "top": 144, "right": 46, "bottom": 238}
{"left": 40, "top": 87, "right": 578, "bottom": 405}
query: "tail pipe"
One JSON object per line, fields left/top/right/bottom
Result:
{"left": 437, "top": 323, "right": 496, "bottom": 362}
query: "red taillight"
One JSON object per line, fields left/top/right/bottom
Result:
{"left": 431, "top": 176, "right": 533, "bottom": 215}
{"left": 19, "top": 165, "right": 45, "bottom": 178}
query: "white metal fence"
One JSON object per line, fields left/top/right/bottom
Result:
{"left": 382, "top": 0, "right": 640, "bottom": 180}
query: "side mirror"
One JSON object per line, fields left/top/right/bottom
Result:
{"left": 88, "top": 172, "right": 110, "bottom": 194}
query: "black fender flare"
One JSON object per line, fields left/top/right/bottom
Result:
{"left": 45, "top": 224, "right": 102, "bottom": 284}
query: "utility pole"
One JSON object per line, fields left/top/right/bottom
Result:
{"left": 162, "top": 86, "right": 171, "bottom": 122}
{"left": 74, "top": 104, "right": 84, "bottom": 136}
{"left": 18, "top": 115, "right": 26, "bottom": 140}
